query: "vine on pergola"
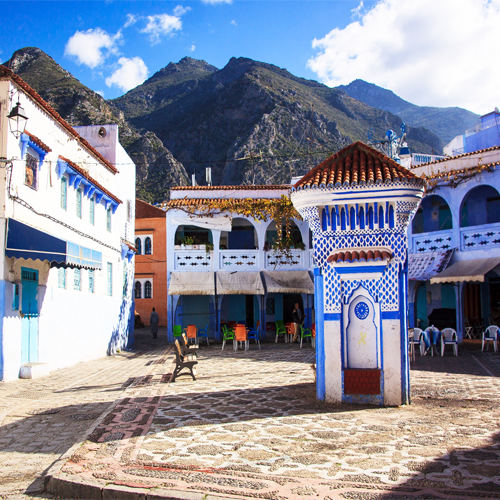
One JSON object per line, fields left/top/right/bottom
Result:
{"left": 167, "top": 195, "right": 302, "bottom": 253}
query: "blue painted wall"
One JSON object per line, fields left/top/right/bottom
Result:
{"left": 0, "top": 280, "right": 5, "bottom": 380}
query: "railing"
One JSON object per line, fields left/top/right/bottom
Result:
{"left": 265, "top": 250, "right": 305, "bottom": 270}
{"left": 219, "top": 250, "right": 259, "bottom": 271}
{"left": 174, "top": 250, "right": 212, "bottom": 271}
{"left": 460, "top": 223, "right": 500, "bottom": 251}
{"left": 411, "top": 154, "right": 447, "bottom": 165}
{"left": 411, "top": 229, "right": 454, "bottom": 253}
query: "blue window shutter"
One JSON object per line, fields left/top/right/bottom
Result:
{"left": 88, "top": 269, "right": 94, "bottom": 293}
{"left": 107, "top": 263, "right": 112, "bottom": 296}
{"left": 61, "top": 177, "right": 67, "bottom": 210}
{"left": 58, "top": 268, "right": 66, "bottom": 289}
{"left": 106, "top": 208, "right": 111, "bottom": 232}
{"left": 90, "top": 196, "right": 95, "bottom": 225}
{"left": 74, "top": 268, "right": 81, "bottom": 291}
{"left": 76, "top": 188, "right": 82, "bottom": 219}
{"left": 13, "top": 284, "right": 19, "bottom": 310}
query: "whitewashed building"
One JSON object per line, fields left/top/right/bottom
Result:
{"left": 0, "top": 65, "right": 136, "bottom": 381}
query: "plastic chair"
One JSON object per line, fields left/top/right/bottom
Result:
{"left": 311, "top": 324, "right": 316, "bottom": 349}
{"left": 197, "top": 324, "right": 209, "bottom": 346}
{"left": 286, "top": 323, "right": 295, "bottom": 343}
{"left": 247, "top": 325, "right": 261, "bottom": 350}
{"left": 234, "top": 324, "right": 247, "bottom": 351}
{"left": 299, "top": 325, "right": 312, "bottom": 348}
{"left": 221, "top": 324, "right": 235, "bottom": 351}
{"left": 409, "top": 328, "right": 423, "bottom": 360}
{"left": 482, "top": 325, "right": 499, "bottom": 352}
{"left": 173, "top": 325, "right": 183, "bottom": 338}
{"left": 441, "top": 328, "right": 458, "bottom": 356}
{"left": 184, "top": 324, "right": 197, "bottom": 345}
{"left": 425, "top": 326, "right": 441, "bottom": 356}
{"left": 275, "top": 320, "right": 286, "bottom": 343}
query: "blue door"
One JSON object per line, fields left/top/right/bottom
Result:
{"left": 21, "top": 268, "right": 39, "bottom": 364}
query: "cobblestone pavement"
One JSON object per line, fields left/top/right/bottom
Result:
{"left": 1, "top": 332, "right": 500, "bottom": 500}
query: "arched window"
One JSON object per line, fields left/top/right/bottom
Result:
{"left": 135, "top": 238, "right": 142, "bottom": 255}
{"left": 389, "top": 205, "right": 395, "bottom": 228}
{"left": 145, "top": 281, "right": 152, "bottom": 298}
{"left": 460, "top": 185, "right": 500, "bottom": 227}
{"left": 359, "top": 207, "right": 365, "bottom": 230}
{"left": 134, "top": 281, "right": 142, "bottom": 299}
{"left": 145, "top": 237, "right": 152, "bottom": 255}
{"left": 378, "top": 205, "right": 384, "bottom": 229}
{"left": 321, "top": 209, "right": 327, "bottom": 231}
{"left": 413, "top": 195, "right": 453, "bottom": 233}
{"left": 331, "top": 207, "right": 337, "bottom": 231}
{"left": 350, "top": 207, "right": 356, "bottom": 230}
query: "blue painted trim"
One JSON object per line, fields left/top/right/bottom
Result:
{"left": 324, "top": 313, "right": 341, "bottom": 321}
{"left": 316, "top": 189, "right": 424, "bottom": 198}
{"left": 0, "top": 280, "right": 5, "bottom": 381}
{"left": 314, "top": 268, "right": 325, "bottom": 401}
{"left": 20, "top": 134, "right": 47, "bottom": 167}
{"left": 400, "top": 255, "right": 410, "bottom": 404}
{"left": 381, "top": 311, "right": 400, "bottom": 319}
{"left": 335, "top": 265, "right": 386, "bottom": 274}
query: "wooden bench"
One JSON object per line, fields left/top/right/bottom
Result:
{"left": 173, "top": 340, "right": 198, "bottom": 382}
{"left": 181, "top": 333, "right": 199, "bottom": 357}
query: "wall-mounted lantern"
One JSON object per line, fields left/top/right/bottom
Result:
{"left": 7, "top": 99, "right": 29, "bottom": 139}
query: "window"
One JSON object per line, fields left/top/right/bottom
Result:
{"left": 74, "top": 268, "right": 81, "bottom": 291}
{"left": 88, "top": 269, "right": 94, "bottom": 293}
{"left": 145, "top": 236, "right": 152, "bottom": 255}
{"left": 61, "top": 177, "right": 67, "bottom": 210}
{"left": 89, "top": 195, "right": 95, "bottom": 225}
{"left": 135, "top": 237, "right": 142, "bottom": 255}
{"left": 144, "top": 280, "right": 152, "bottom": 298}
{"left": 25, "top": 152, "right": 38, "bottom": 190}
{"left": 106, "top": 207, "right": 112, "bottom": 232}
{"left": 13, "top": 284, "right": 19, "bottom": 310}
{"left": 58, "top": 268, "right": 66, "bottom": 289}
{"left": 135, "top": 281, "right": 142, "bottom": 299}
{"left": 76, "top": 188, "right": 82, "bottom": 219}
{"left": 107, "top": 262, "right": 112, "bottom": 296}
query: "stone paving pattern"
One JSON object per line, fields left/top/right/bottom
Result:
{"left": 1, "top": 331, "right": 500, "bottom": 499}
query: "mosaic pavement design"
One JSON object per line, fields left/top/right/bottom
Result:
{"left": 59, "top": 344, "right": 500, "bottom": 500}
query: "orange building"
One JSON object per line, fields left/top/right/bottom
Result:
{"left": 134, "top": 200, "right": 167, "bottom": 327}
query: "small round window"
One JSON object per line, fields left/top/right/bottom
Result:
{"left": 98, "top": 127, "right": 107, "bottom": 138}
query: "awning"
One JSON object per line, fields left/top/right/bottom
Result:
{"left": 409, "top": 249, "right": 455, "bottom": 281}
{"left": 263, "top": 271, "right": 314, "bottom": 294}
{"left": 170, "top": 215, "right": 232, "bottom": 232}
{"left": 5, "top": 219, "right": 102, "bottom": 269}
{"left": 430, "top": 258, "right": 500, "bottom": 284}
{"left": 168, "top": 272, "right": 215, "bottom": 295}
{"left": 216, "top": 271, "right": 264, "bottom": 295}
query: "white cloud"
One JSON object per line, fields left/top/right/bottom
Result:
{"left": 307, "top": 0, "right": 500, "bottom": 114}
{"left": 95, "top": 90, "right": 105, "bottom": 97}
{"left": 124, "top": 14, "right": 137, "bottom": 28}
{"left": 351, "top": 1, "right": 364, "bottom": 18}
{"left": 105, "top": 57, "right": 148, "bottom": 92}
{"left": 65, "top": 28, "right": 121, "bottom": 68}
{"left": 141, "top": 13, "right": 183, "bottom": 44}
{"left": 173, "top": 5, "right": 191, "bottom": 16}
{"left": 201, "top": 0, "right": 232, "bottom": 4}
{"left": 231, "top": 19, "right": 237, "bottom": 26}
{"left": 188, "top": 44, "right": 196, "bottom": 52}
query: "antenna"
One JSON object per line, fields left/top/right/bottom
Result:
{"left": 191, "top": 174, "right": 196, "bottom": 187}
{"left": 206, "top": 167, "right": 212, "bottom": 186}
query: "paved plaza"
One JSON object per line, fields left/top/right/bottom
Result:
{"left": 0, "top": 330, "right": 500, "bottom": 500}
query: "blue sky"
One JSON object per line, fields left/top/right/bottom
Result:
{"left": 0, "top": 0, "right": 498, "bottom": 114}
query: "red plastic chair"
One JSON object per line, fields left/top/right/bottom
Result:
{"left": 184, "top": 324, "right": 197, "bottom": 345}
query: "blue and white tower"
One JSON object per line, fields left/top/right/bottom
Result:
{"left": 291, "top": 142, "right": 425, "bottom": 406}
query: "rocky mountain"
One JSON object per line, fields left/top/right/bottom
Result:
{"left": 5, "top": 48, "right": 445, "bottom": 203}
{"left": 3, "top": 48, "right": 189, "bottom": 203}
{"left": 338, "top": 79, "right": 479, "bottom": 145}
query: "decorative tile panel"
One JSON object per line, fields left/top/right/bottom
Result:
{"left": 174, "top": 251, "right": 212, "bottom": 271}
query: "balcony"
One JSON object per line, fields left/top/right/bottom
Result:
{"left": 220, "top": 250, "right": 259, "bottom": 271}
{"left": 411, "top": 229, "right": 454, "bottom": 253}
{"left": 174, "top": 250, "right": 212, "bottom": 271}
{"left": 460, "top": 222, "right": 500, "bottom": 252}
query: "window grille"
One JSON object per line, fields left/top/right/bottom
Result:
{"left": 58, "top": 268, "right": 66, "bottom": 289}
{"left": 89, "top": 196, "right": 95, "bottom": 225}
{"left": 76, "top": 188, "right": 82, "bottom": 219}
{"left": 135, "top": 237, "right": 142, "bottom": 255}
{"left": 88, "top": 269, "right": 94, "bottom": 293}
{"left": 22, "top": 269, "right": 38, "bottom": 281}
{"left": 145, "top": 237, "right": 152, "bottom": 255}
{"left": 135, "top": 281, "right": 142, "bottom": 299}
{"left": 25, "top": 152, "right": 38, "bottom": 190}
{"left": 107, "top": 262, "right": 112, "bottom": 296}
{"left": 145, "top": 280, "right": 152, "bottom": 298}
{"left": 106, "top": 207, "right": 111, "bottom": 232}
{"left": 74, "top": 268, "right": 81, "bottom": 291}
{"left": 61, "top": 177, "right": 67, "bottom": 210}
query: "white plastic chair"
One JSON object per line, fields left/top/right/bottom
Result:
{"left": 440, "top": 328, "right": 458, "bottom": 356}
{"left": 482, "top": 325, "right": 499, "bottom": 352}
{"left": 409, "top": 328, "right": 422, "bottom": 361}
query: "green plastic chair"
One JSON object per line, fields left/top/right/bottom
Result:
{"left": 275, "top": 320, "right": 286, "bottom": 343}
{"left": 173, "top": 325, "right": 183, "bottom": 338}
{"left": 299, "top": 325, "right": 312, "bottom": 348}
{"left": 221, "top": 325, "right": 235, "bottom": 351}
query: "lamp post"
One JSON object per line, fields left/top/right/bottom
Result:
{"left": 7, "top": 100, "right": 28, "bottom": 139}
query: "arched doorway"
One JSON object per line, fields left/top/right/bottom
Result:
{"left": 460, "top": 185, "right": 500, "bottom": 227}
{"left": 220, "top": 218, "right": 257, "bottom": 250}
{"left": 265, "top": 220, "right": 304, "bottom": 250}
{"left": 412, "top": 195, "right": 452, "bottom": 234}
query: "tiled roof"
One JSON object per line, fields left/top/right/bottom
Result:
{"left": 59, "top": 156, "right": 122, "bottom": 204}
{"left": 0, "top": 65, "right": 118, "bottom": 174}
{"left": 424, "top": 161, "right": 500, "bottom": 181}
{"left": 136, "top": 199, "right": 166, "bottom": 219}
{"left": 165, "top": 198, "right": 269, "bottom": 208}
{"left": 293, "top": 141, "right": 420, "bottom": 190}
{"left": 171, "top": 185, "right": 290, "bottom": 191}
{"left": 24, "top": 130, "right": 51, "bottom": 152}
{"left": 413, "top": 145, "right": 500, "bottom": 167}
{"left": 327, "top": 249, "right": 392, "bottom": 264}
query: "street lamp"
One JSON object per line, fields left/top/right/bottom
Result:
{"left": 7, "top": 100, "right": 28, "bottom": 139}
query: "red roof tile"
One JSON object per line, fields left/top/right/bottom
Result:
{"left": 136, "top": 199, "right": 166, "bottom": 219}
{"left": 171, "top": 185, "right": 290, "bottom": 191}
{"left": 59, "top": 156, "right": 122, "bottom": 204}
{"left": 327, "top": 249, "right": 392, "bottom": 264}
{"left": 0, "top": 65, "right": 118, "bottom": 175}
{"left": 294, "top": 142, "right": 420, "bottom": 190}
{"left": 24, "top": 130, "right": 51, "bottom": 153}
{"left": 413, "top": 145, "right": 500, "bottom": 167}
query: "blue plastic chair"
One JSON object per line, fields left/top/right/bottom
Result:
{"left": 422, "top": 326, "right": 440, "bottom": 356}
{"left": 197, "top": 324, "right": 209, "bottom": 346}
{"left": 247, "top": 326, "right": 261, "bottom": 350}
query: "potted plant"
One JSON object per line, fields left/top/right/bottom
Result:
{"left": 294, "top": 241, "right": 306, "bottom": 250}
{"left": 184, "top": 236, "right": 195, "bottom": 250}
{"left": 205, "top": 242, "right": 214, "bottom": 254}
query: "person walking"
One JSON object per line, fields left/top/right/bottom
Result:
{"left": 292, "top": 303, "right": 302, "bottom": 343}
{"left": 150, "top": 307, "right": 160, "bottom": 339}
